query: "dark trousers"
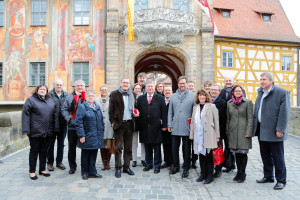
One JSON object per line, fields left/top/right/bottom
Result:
{"left": 259, "top": 140, "right": 286, "bottom": 183}
{"left": 163, "top": 143, "right": 173, "bottom": 165}
{"left": 67, "top": 129, "right": 78, "bottom": 170}
{"left": 145, "top": 143, "right": 162, "bottom": 168}
{"left": 224, "top": 137, "right": 235, "bottom": 169}
{"left": 114, "top": 121, "right": 133, "bottom": 170}
{"left": 47, "top": 126, "right": 67, "bottom": 165}
{"left": 199, "top": 151, "right": 214, "bottom": 179}
{"left": 190, "top": 139, "right": 198, "bottom": 164}
{"left": 81, "top": 149, "right": 98, "bottom": 176}
{"left": 29, "top": 137, "right": 51, "bottom": 173}
{"left": 172, "top": 135, "right": 191, "bottom": 170}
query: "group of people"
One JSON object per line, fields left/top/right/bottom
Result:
{"left": 22, "top": 72, "right": 290, "bottom": 190}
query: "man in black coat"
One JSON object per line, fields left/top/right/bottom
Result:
{"left": 137, "top": 82, "right": 168, "bottom": 174}
{"left": 210, "top": 84, "right": 227, "bottom": 178}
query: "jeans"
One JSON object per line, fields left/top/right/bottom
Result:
{"left": 47, "top": 126, "right": 67, "bottom": 165}
{"left": 29, "top": 137, "right": 51, "bottom": 173}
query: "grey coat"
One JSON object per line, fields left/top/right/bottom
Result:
{"left": 168, "top": 89, "right": 195, "bottom": 136}
{"left": 253, "top": 84, "right": 290, "bottom": 142}
{"left": 95, "top": 95, "right": 114, "bottom": 139}
{"left": 226, "top": 98, "right": 253, "bottom": 150}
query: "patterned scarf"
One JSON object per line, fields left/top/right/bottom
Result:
{"left": 232, "top": 94, "right": 244, "bottom": 105}
{"left": 71, "top": 90, "right": 86, "bottom": 119}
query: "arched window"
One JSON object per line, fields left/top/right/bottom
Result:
{"left": 135, "top": 0, "right": 148, "bottom": 11}
{"left": 173, "top": 0, "right": 189, "bottom": 12}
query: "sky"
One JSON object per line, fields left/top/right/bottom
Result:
{"left": 280, "top": 0, "right": 300, "bottom": 37}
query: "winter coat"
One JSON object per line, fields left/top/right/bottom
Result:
{"left": 49, "top": 89, "right": 68, "bottom": 128}
{"left": 75, "top": 101, "right": 104, "bottom": 149}
{"left": 168, "top": 90, "right": 195, "bottom": 136}
{"left": 226, "top": 98, "right": 253, "bottom": 150}
{"left": 22, "top": 93, "right": 58, "bottom": 138}
{"left": 137, "top": 93, "right": 167, "bottom": 144}
{"left": 190, "top": 103, "right": 220, "bottom": 149}
{"left": 213, "top": 97, "right": 227, "bottom": 139}
{"left": 253, "top": 84, "right": 290, "bottom": 142}
{"left": 95, "top": 95, "right": 114, "bottom": 139}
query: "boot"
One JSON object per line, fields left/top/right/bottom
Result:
{"left": 100, "top": 149, "right": 107, "bottom": 170}
{"left": 237, "top": 154, "right": 247, "bottom": 183}
{"left": 233, "top": 153, "right": 241, "bottom": 181}
{"left": 197, "top": 156, "right": 206, "bottom": 182}
{"left": 106, "top": 150, "right": 111, "bottom": 170}
{"left": 204, "top": 153, "right": 214, "bottom": 184}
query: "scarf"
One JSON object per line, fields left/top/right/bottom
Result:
{"left": 232, "top": 94, "right": 244, "bottom": 105}
{"left": 176, "top": 88, "right": 189, "bottom": 101}
{"left": 194, "top": 104, "right": 206, "bottom": 156}
{"left": 118, "top": 87, "right": 135, "bottom": 111}
{"left": 71, "top": 90, "right": 86, "bottom": 119}
{"left": 225, "top": 85, "right": 234, "bottom": 99}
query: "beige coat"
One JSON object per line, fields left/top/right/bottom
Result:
{"left": 190, "top": 103, "right": 220, "bottom": 149}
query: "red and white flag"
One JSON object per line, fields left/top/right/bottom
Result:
{"left": 194, "top": 0, "right": 219, "bottom": 35}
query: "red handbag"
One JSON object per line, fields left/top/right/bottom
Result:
{"left": 212, "top": 142, "right": 225, "bottom": 165}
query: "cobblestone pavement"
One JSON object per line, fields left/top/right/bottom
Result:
{"left": 0, "top": 136, "right": 300, "bottom": 200}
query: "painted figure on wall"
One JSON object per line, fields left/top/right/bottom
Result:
{"left": 27, "top": 27, "right": 49, "bottom": 60}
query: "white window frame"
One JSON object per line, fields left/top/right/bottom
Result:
{"left": 282, "top": 56, "right": 292, "bottom": 72}
{"left": 31, "top": 0, "right": 47, "bottom": 26}
{"left": 30, "top": 62, "right": 46, "bottom": 86}
{"left": 222, "top": 51, "right": 234, "bottom": 68}
{"left": 173, "top": 0, "right": 189, "bottom": 12}
{"left": 73, "top": 62, "right": 89, "bottom": 86}
{"left": 74, "top": 0, "right": 90, "bottom": 25}
{"left": 134, "top": 0, "right": 148, "bottom": 11}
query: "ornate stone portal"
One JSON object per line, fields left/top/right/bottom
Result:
{"left": 124, "top": 7, "right": 200, "bottom": 48}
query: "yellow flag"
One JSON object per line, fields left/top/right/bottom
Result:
{"left": 127, "top": 0, "right": 134, "bottom": 42}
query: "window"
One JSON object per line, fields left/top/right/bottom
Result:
{"left": 0, "top": 0, "right": 4, "bottom": 27}
{"left": 0, "top": 63, "right": 2, "bottom": 87}
{"left": 222, "top": 11, "right": 230, "bottom": 18}
{"left": 262, "top": 14, "right": 271, "bottom": 22}
{"left": 282, "top": 56, "right": 292, "bottom": 71}
{"left": 30, "top": 62, "right": 45, "bottom": 86}
{"left": 173, "top": 0, "right": 189, "bottom": 12}
{"left": 73, "top": 62, "right": 89, "bottom": 86}
{"left": 222, "top": 52, "right": 233, "bottom": 68}
{"left": 135, "top": 0, "right": 148, "bottom": 11}
{"left": 31, "top": 0, "right": 47, "bottom": 26}
{"left": 74, "top": 0, "right": 90, "bottom": 25}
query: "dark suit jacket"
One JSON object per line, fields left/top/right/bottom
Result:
{"left": 162, "top": 98, "right": 171, "bottom": 144}
{"left": 220, "top": 87, "right": 247, "bottom": 102}
{"left": 137, "top": 93, "right": 167, "bottom": 144}
{"left": 213, "top": 97, "right": 227, "bottom": 139}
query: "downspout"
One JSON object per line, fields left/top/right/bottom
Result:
{"left": 298, "top": 47, "right": 300, "bottom": 106}
{"left": 104, "top": 0, "right": 107, "bottom": 83}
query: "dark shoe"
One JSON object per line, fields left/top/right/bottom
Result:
{"left": 56, "top": 163, "right": 66, "bottom": 170}
{"left": 82, "top": 174, "right": 88, "bottom": 180}
{"left": 182, "top": 169, "right": 189, "bottom": 178}
{"left": 69, "top": 169, "right": 76, "bottom": 174}
{"left": 222, "top": 168, "right": 232, "bottom": 173}
{"left": 161, "top": 163, "right": 169, "bottom": 169}
{"left": 273, "top": 182, "right": 286, "bottom": 190}
{"left": 233, "top": 172, "right": 240, "bottom": 182}
{"left": 115, "top": 170, "right": 121, "bottom": 178}
{"left": 204, "top": 178, "right": 213, "bottom": 184}
{"left": 154, "top": 168, "right": 160, "bottom": 174}
{"left": 29, "top": 174, "right": 38, "bottom": 180}
{"left": 141, "top": 160, "right": 146, "bottom": 166}
{"left": 143, "top": 166, "right": 153, "bottom": 171}
{"left": 237, "top": 173, "right": 246, "bottom": 183}
{"left": 132, "top": 161, "right": 137, "bottom": 167}
{"left": 47, "top": 164, "right": 54, "bottom": 171}
{"left": 214, "top": 170, "right": 222, "bottom": 178}
{"left": 89, "top": 174, "right": 102, "bottom": 178}
{"left": 169, "top": 167, "right": 179, "bottom": 175}
{"left": 256, "top": 177, "right": 275, "bottom": 183}
{"left": 196, "top": 175, "right": 206, "bottom": 182}
{"left": 39, "top": 171, "right": 51, "bottom": 177}
{"left": 101, "top": 165, "right": 106, "bottom": 170}
{"left": 123, "top": 168, "right": 135, "bottom": 175}
{"left": 191, "top": 162, "right": 198, "bottom": 169}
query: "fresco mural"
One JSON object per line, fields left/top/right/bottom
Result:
{"left": 27, "top": 27, "right": 49, "bottom": 60}
{"left": 0, "top": 28, "right": 7, "bottom": 60}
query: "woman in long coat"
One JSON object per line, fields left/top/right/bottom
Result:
{"left": 190, "top": 89, "right": 220, "bottom": 184}
{"left": 226, "top": 85, "right": 253, "bottom": 183}
{"left": 95, "top": 84, "right": 114, "bottom": 170}
{"left": 22, "top": 84, "right": 58, "bottom": 180}
{"left": 75, "top": 90, "right": 104, "bottom": 180}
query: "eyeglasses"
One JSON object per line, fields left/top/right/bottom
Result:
{"left": 122, "top": 82, "right": 130, "bottom": 84}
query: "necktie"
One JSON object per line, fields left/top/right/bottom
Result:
{"left": 148, "top": 95, "right": 152, "bottom": 104}
{"left": 165, "top": 99, "right": 169, "bottom": 105}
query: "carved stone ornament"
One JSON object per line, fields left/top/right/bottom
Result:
{"left": 124, "top": 7, "right": 200, "bottom": 48}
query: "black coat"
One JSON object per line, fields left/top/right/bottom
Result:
{"left": 137, "top": 93, "right": 167, "bottom": 144}
{"left": 49, "top": 89, "right": 68, "bottom": 128}
{"left": 220, "top": 87, "right": 247, "bottom": 102}
{"left": 22, "top": 93, "right": 59, "bottom": 138}
{"left": 213, "top": 97, "right": 227, "bottom": 139}
{"left": 162, "top": 99, "right": 171, "bottom": 144}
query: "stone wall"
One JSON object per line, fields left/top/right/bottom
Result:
{"left": 289, "top": 107, "right": 300, "bottom": 137}
{"left": 0, "top": 112, "right": 28, "bottom": 159}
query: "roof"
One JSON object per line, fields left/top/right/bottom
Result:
{"left": 213, "top": 0, "right": 300, "bottom": 43}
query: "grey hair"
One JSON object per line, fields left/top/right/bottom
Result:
{"left": 50, "top": 78, "right": 65, "bottom": 90}
{"left": 137, "top": 72, "right": 147, "bottom": 78}
{"left": 211, "top": 84, "right": 221, "bottom": 91}
{"left": 121, "top": 77, "right": 131, "bottom": 83}
{"left": 145, "top": 81, "right": 155, "bottom": 87}
{"left": 178, "top": 76, "right": 187, "bottom": 82}
{"left": 260, "top": 72, "right": 273, "bottom": 80}
{"left": 75, "top": 80, "right": 85, "bottom": 85}
{"left": 85, "top": 89, "right": 96, "bottom": 95}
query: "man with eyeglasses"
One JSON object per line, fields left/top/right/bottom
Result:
{"left": 109, "top": 78, "right": 139, "bottom": 178}
{"left": 62, "top": 80, "right": 86, "bottom": 175}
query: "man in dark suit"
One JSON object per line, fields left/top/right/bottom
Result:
{"left": 109, "top": 78, "right": 139, "bottom": 178}
{"left": 210, "top": 84, "right": 227, "bottom": 178}
{"left": 137, "top": 82, "right": 168, "bottom": 174}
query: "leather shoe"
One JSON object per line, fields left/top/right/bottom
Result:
{"left": 89, "top": 174, "right": 102, "bottom": 178}
{"left": 69, "top": 169, "right": 76, "bottom": 174}
{"left": 123, "top": 168, "right": 135, "bottom": 175}
{"left": 132, "top": 161, "right": 137, "bottom": 167}
{"left": 141, "top": 160, "right": 146, "bottom": 166}
{"left": 47, "top": 164, "right": 54, "bottom": 171}
{"left": 115, "top": 170, "right": 121, "bottom": 178}
{"left": 154, "top": 168, "right": 160, "bottom": 174}
{"left": 169, "top": 167, "right": 179, "bottom": 175}
{"left": 39, "top": 171, "right": 51, "bottom": 177}
{"left": 56, "top": 163, "right": 66, "bottom": 170}
{"left": 182, "top": 169, "right": 189, "bottom": 178}
{"left": 273, "top": 182, "right": 286, "bottom": 190}
{"left": 82, "top": 174, "right": 88, "bottom": 180}
{"left": 203, "top": 178, "right": 213, "bottom": 184}
{"left": 213, "top": 170, "right": 222, "bottom": 178}
{"left": 143, "top": 166, "right": 153, "bottom": 171}
{"left": 29, "top": 174, "right": 38, "bottom": 180}
{"left": 256, "top": 177, "right": 275, "bottom": 183}
{"left": 196, "top": 175, "right": 206, "bottom": 182}
{"left": 191, "top": 162, "right": 197, "bottom": 169}
{"left": 161, "top": 163, "right": 169, "bottom": 169}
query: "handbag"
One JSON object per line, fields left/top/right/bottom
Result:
{"left": 212, "top": 142, "right": 225, "bottom": 165}
{"left": 109, "top": 139, "right": 115, "bottom": 154}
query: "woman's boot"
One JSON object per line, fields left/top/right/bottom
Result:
{"left": 197, "top": 155, "right": 206, "bottom": 182}
{"left": 233, "top": 153, "right": 241, "bottom": 181}
{"left": 106, "top": 149, "right": 111, "bottom": 170}
{"left": 237, "top": 154, "right": 247, "bottom": 183}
